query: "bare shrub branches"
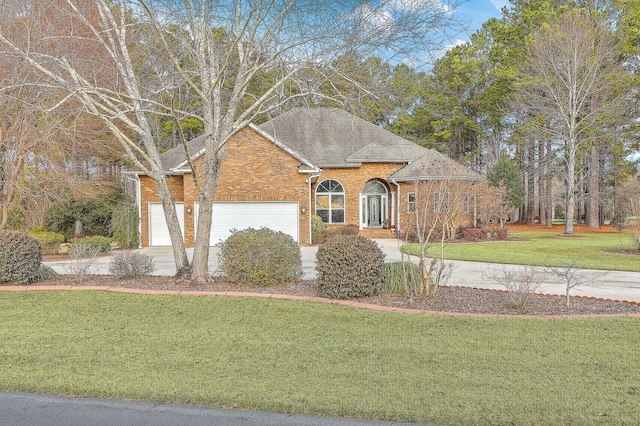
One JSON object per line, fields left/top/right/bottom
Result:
{"left": 482, "top": 265, "right": 546, "bottom": 310}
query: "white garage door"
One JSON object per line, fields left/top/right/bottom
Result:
{"left": 149, "top": 202, "right": 185, "bottom": 246}
{"left": 195, "top": 201, "right": 299, "bottom": 245}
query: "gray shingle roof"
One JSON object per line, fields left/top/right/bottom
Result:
{"left": 258, "top": 108, "right": 426, "bottom": 167}
{"left": 128, "top": 108, "right": 478, "bottom": 183}
{"left": 388, "top": 149, "right": 482, "bottom": 182}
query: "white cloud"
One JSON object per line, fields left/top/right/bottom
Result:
{"left": 489, "top": 0, "right": 508, "bottom": 11}
{"left": 353, "top": 3, "right": 396, "bottom": 35}
{"left": 431, "top": 38, "right": 467, "bottom": 58}
{"left": 384, "top": 0, "right": 451, "bottom": 13}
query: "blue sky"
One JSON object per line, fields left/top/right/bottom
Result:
{"left": 455, "top": 0, "right": 508, "bottom": 43}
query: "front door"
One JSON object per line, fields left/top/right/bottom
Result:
{"left": 360, "top": 180, "right": 388, "bottom": 229}
{"left": 369, "top": 195, "right": 381, "bottom": 226}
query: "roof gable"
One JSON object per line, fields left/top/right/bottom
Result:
{"left": 156, "top": 123, "right": 318, "bottom": 173}
{"left": 389, "top": 149, "right": 481, "bottom": 182}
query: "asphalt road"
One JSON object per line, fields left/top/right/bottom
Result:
{"left": 0, "top": 392, "right": 433, "bottom": 426}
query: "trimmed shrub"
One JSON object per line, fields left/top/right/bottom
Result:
{"left": 311, "top": 215, "right": 325, "bottom": 243}
{"left": 316, "top": 235, "right": 385, "bottom": 299}
{"left": 495, "top": 228, "right": 508, "bottom": 240}
{"left": 217, "top": 228, "right": 303, "bottom": 287}
{"left": 383, "top": 261, "right": 421, "bottom": 294}
{"left": 111, "top": 204, "right": 139, "bottom": 248}
{"left": 29, "top": 227, "right": 65, "bottom": 255}
{"left": 109, "top": 251, "right": 156, "bottom": 278}
{"left": 339, "top": 224, "right": 359, "bottom": 235}
{"left": 69, "top": 236, "right": 112, "bottom": 254}
{"left": 463, "top": 227, "right": 491, "bottom": 242}
{"left": 0, "top": 230, "right": 43, "bottom": 284}
{"left": 315, "top": 224, "right": 360, "bottom": 244}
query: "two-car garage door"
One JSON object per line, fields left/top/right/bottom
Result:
{"left": 148, "top": 201, "right": 298, "bottom": 246}
{"left": 195, "top": 201, "right": 299, "bottom": 245}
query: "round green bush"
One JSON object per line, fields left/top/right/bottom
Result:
{"left": 0, "top": 230, "right": 43, "bottom": 284}
{"left": 29, "top": 227, "right": 65, "bottom": 256}
{"left": 315, "top": 235, "right": 386, "bottom": 299}
{"left": 217, "top": 228, "right": 303, "bottom": 287}
{"left": 69, "top": 236, "right": 112, "bottom": 253}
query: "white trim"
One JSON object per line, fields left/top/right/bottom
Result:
{"left": 315, "top": 179, "right": 346, "bottom": 225}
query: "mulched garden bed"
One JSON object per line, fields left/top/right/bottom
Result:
{"left": 14, "top": 274, "right": 640, "bottom": 317}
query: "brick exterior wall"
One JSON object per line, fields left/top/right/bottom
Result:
{"left": 396, "top": 181, "right": 475, "bottom": 239}
{"left": 311, "top": 163, "right": 403, "bottom": 229}
{"left": 140, "top": 127, "right": 311, "bottom": 247}
{"left": 139, "top": 126, "right": 476, "bottom": 247}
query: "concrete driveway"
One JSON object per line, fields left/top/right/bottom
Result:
{"left": 44, "top": 239, "right": 640, "bottom": 302}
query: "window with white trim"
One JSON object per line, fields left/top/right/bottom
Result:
{"left": 315, "top": 179, "right": 345, "bottom": 224}
{"left": 407, "top": 192, "right": 416, "bottom": 213}
{"left": 464, "top": 194, "right": 470, "bottom": 213}
{"left": 434, "top": 191, "right": 450, "bottom": 213}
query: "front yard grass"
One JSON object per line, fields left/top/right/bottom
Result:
{"left": 1, "top": 291, "right": 639, "bottom": 425}
{"left": 403, "top": 231, "right": 640, "bottom": 271}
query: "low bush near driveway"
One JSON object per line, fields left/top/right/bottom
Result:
{"left": 316, "top": 235, "right": 385, "bottom": 299}
{"left": 217, "top": 227, "right": 303, "bottom": 286}
{"left": 0, "top": 230, "right": 43, "bottom": 284}
{"left": 109, "top": 250, "right": 156, "bottom": 278}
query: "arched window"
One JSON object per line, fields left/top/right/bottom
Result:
{"left": 315, "top": 179, "right": 345, "bottom": 224}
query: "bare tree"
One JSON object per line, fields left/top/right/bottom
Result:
{"left": 545, "top": 259, "right": 606, "bottom": 307}
{"left": 481, "top": 265, "right": 546, "bottom": 310}
{"left": 0, "top": 0, "right": 466, "bottom": 282}
{"left": 512, "top": 10, "right": 630, "bottom": 234}
{"left": 405, "top": 172, "right": 478, "bottom": 297}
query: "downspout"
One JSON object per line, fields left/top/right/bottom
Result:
{"left": 474, "top": 192, "right": 477, "bottom": 228}
{"left": 389, "top": 179, "right": 401, "bottom": 237}
{"left": 135, "top": 174, "right": 142, "bottom": 248}
{"left": 307, "top": 170, "right": 322, "bottom": 245}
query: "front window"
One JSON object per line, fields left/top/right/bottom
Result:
{"left": 434, "top": 191, "right": 450, "bottom": 213}
{"left": 316, "top": 179, "right": 345, "bottom": 224}
{"left": 408, "top": 192, "right": 416, "bottom": 213}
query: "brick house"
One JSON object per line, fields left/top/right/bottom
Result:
{"left": 131, "top": 108, "right": 480, "bottom": 247}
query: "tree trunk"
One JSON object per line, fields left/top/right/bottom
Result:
{"left": 545, "top": 140, "right": 553, "bottom": 227}
{"left": 74, "top": 220, "right": 84, "bottom": 237}
{"left": 565, "top": 139, "right": 577, "bottom": 235}
{"left": 153, "top": 175, "right": 190, "bottom": 278}
{"left": 587, "top": 144, "right": 600, "bottom": 228}
{"left": 527, "top": 140, "right": 536, "bottom": 224}
{"left": 190, "top": 125, "right": 231, "bottom": 283}
{"left": 538, "top": 140, "right": 546, "bottom": 225}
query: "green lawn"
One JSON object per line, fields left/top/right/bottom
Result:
{"left": 403, "top": 231, "right": 640, "bottom": 271}
{"left": 1, "top": 291, "right": 639, "bottom": 425}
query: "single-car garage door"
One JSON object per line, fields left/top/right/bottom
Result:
{"left": 195, "top": 201, "right": 299, "bottom": 245}
{"left": 149, "top": 202, "right": 185, "bottom": 246}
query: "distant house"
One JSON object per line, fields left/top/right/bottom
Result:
{"left": 130, "top": 108, "right": 480, "bottom": 247}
